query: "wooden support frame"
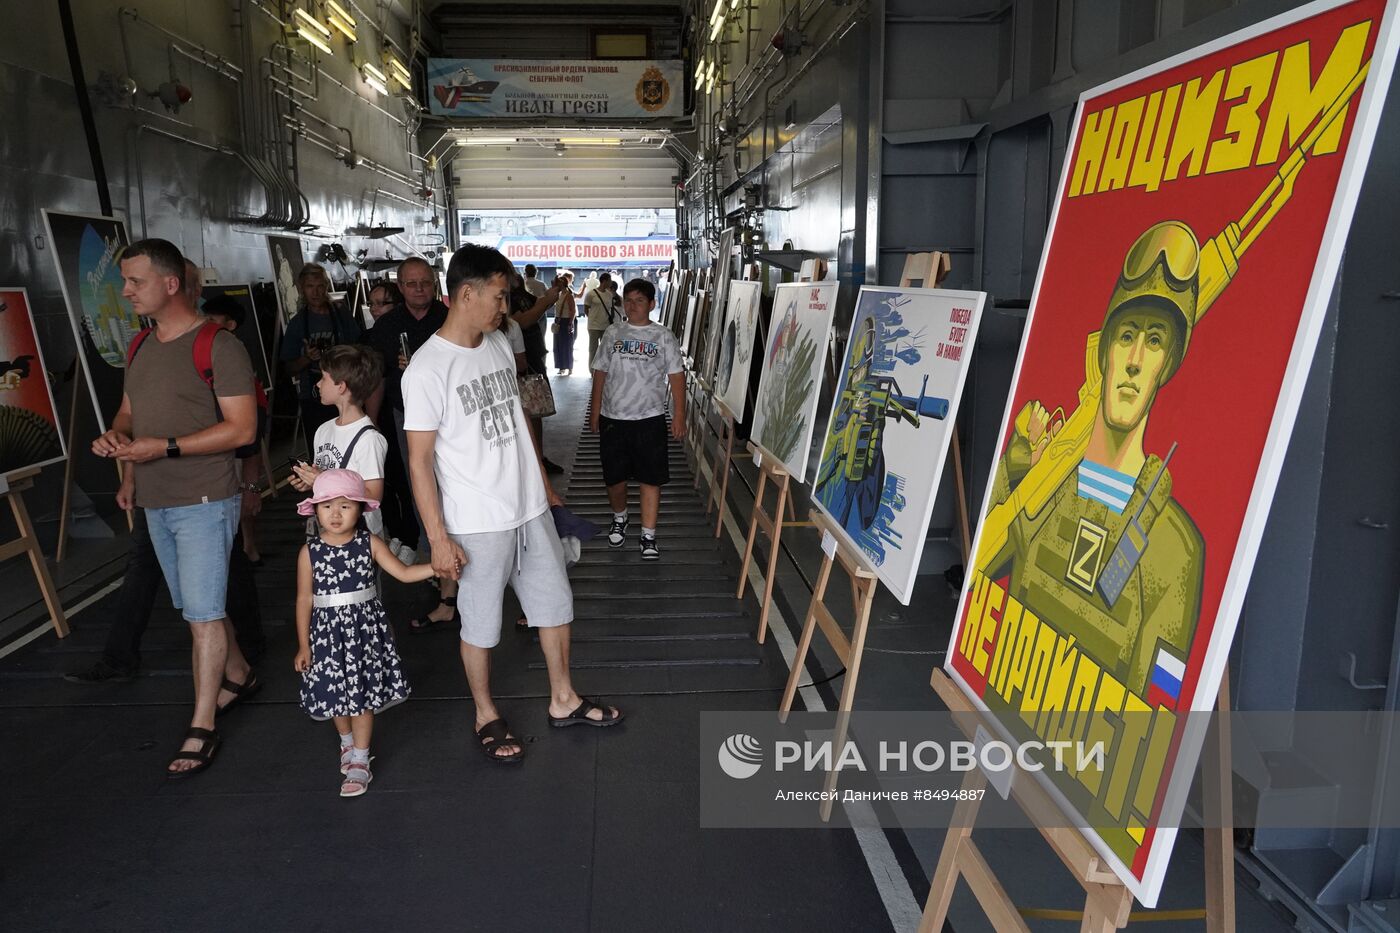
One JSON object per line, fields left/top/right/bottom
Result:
{"left": 920, "top": 669, "right": 1235, "bottom": 932}
{"left": 2, "top": 467, "right": 70, "bottom": 638}
{"left": 778, "top": 507, "right": 880, "bottom": 819}
{"left": 896, "top": 250, "right": 973, "bottom": 564}
{"left": 687, "top": 372, "right": 711, "bottom": 486}
{"left": 705, "top": 400, "right": 742, "bottom": 538}
{"left": 735, "top": 440, "right": 805, "bottom": 643}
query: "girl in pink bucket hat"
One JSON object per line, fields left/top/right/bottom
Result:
{"left": 294, "top": 469, "right": 439, "bottom": 797}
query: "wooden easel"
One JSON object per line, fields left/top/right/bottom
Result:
{"left": 3, "top": 467, "right": 70, "bottom": 638}
{"left": 687, "top": 372, "right": 711, "bottom": 484}
{"left": 898, "top": 251, "right": 973, "bottom": 563}
{"left": 777, "top": 506, "right": 880, "bottom": 820}
{"left": 737, "top": 257, "right": 825, "bottom": 641}
{"left": 919, "top": 671, "right": 1235, "bottom": 932}
{"left": 735, "top": 440, "right": 805, "bottom": 642}
{"left": 706, "top": 399, "right": 750, "bottom": 538}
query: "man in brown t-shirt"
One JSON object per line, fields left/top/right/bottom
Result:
{"left": 92, "top": 239, "right": 257, "bottom": 778}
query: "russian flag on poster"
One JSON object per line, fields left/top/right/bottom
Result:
{"left": 1147, "top": 647, "right": 1186, "bottom": 711}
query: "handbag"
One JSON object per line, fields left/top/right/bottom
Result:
{"left": 518, "top": 371, "right": 557, "bottom": 418}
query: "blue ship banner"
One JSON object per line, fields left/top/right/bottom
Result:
{"left": 428, "top": 59, "right": 683, "bottom": 118}
{"left": 812, "top": 285, "right": 986, "bottom": 605}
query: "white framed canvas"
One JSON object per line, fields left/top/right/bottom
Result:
{"left": 750, "top": 281, "right": 838, "bottom": 480}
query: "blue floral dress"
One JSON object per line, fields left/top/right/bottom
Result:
{"left": 300, "top": 530, "right": 410, "bottom": 720}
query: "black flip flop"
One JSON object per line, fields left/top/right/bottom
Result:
{"left": 409, "top": 597, "right": 458, "bottom": 633}
{"left": 548, "top": 696, "right": 624, "bottom": 728}
{"left": 166, "top": 727, "right": 221, "bottom": 779}
{"left": 215, "top": 672, "right": 261, "bottom": 717}
{"left": 475, "top": 718, "right": 525, "bottom": 764}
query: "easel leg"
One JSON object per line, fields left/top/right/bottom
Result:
{"left": 1204, "top": 672, "right": 1235, "bottom": 933}
{"left": 756, "top": 475, "right": 789, "bottom": 644}
{"left": 919, "top": 768, "right": 990, "bottom": 933}
{"left": 779, "top": 552, "right": 833, "bottom": 720}
{"left": 55, "top": 374, "right": 82, "bottom": 562}
{"left": 818, "top": 576, "right": 877, "bottom": 820}
{"left": 736, "top": 469, "right": 768, "bottom": 600}
{"left": 950, "top": 429, "right": 972, "bottom": 565}
{"left": 713, "top": 422, "right": 734, "bottom": 539}
{"left": 260, "top": 438, "right": 277, "bottom": 499}
{"left": 10, "top": 488, "right": 70, "bottom": 638}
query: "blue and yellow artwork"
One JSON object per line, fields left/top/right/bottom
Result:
{"left": 812, "top": 285, "right": 986, "bottom": 604}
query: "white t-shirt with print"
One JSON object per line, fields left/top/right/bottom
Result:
{"left": 312, "top": 414, "right": 387, "bottom": 536}
{"left": 593, "top": 320, "right": 684, "bottom": 420}
{"left": 401, "top": 330, "right": 547, "bottom": 534}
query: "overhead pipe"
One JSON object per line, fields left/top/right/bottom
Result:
{"left": 131, "top": 123, "right": 272, "bottom": 235}
{"left": 124, "top": 3, "right": 288, "bottom": 226}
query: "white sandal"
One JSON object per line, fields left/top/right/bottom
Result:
{"left": 340, "top": 761, "right": 373, "bottom": 797}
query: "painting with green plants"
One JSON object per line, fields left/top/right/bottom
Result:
{"left": 751, "top": 282, "right": 837, "bottom": 480}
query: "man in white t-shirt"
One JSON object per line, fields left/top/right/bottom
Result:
{"left": 403, "top": 244, "right": 624, "bottom": 763}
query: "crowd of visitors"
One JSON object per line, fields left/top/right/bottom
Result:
{"left": 69, "top": 237, "right": 671, "bottom": 792}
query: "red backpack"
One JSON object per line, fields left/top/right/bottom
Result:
{"left": 126, "top": 320, "right": 269, "bottom": 459}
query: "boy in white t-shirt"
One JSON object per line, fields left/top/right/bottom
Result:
{"left": 290, "top": 345, "right": 389, "bottom": 539}
{"left": 402, "top": 243, "right": 623, "bottom": 764}
{"left": 589, "top": 279, "right": 685, "bottom": 560}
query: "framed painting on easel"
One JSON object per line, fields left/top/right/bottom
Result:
{"left": 941, "top": 0, "right": 1400, "bottom": 908}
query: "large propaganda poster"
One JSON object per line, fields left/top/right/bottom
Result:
{"left": 943, "top": 0, "right": 1399, "bottom": 906}
{"left": 812, "top": 286, "right": 985, "bottom": 604}
{"left": 0, "top": 289, "right": 64, "bottom": 476}
{"left": 40, "top": 211, "right": 138, "bottom": 432}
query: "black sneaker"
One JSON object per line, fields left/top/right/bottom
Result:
{"left": 639, "top": 534, "right": 659, "bottom": 560}
{"left": 543, "top": 458, "right": 565, "bottom": 475}
{"left": 63, "top": 659, "right": 137, "bottom": 684}
{"left": 607, "top": 517, "right": 629, "bottom": 547}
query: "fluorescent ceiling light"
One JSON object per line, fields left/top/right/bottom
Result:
{"left": 293, "top": 8, "right": 331, "bottom": 36}
{"left": 385, "top": 53, "right": 412, "bottom": 89}
{"left": 297, "top": 25, "right": 334, "bottom": 56}
{"left": 327, "top": 0, "right": 356, "bottom": 24}
{"left": 559, "top": 138, "right": 620, "bottom": 146}
{"left": 364, "top": 74, "right": 388, "bottom": 96}
{"left": 362, "top": 62, "right": 387, "bottom": 83}
{"left": 709, "top": 11, "right": 725, "bottom": 41}
{"left": 457, "top": 137, "right": 518, "bottom": 145}
{"left": 327, "top": 13, "right": 357, "bottom": 41}
{"left": 694, "top": 59, "right": 706, "bottom": 90}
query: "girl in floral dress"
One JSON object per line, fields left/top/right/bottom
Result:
{"left": 294, "top": 470, "right": 438, "bottom": 797}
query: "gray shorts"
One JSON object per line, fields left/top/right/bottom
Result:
{"left": 451, "top": 511, "right": 573, "bottom": 649}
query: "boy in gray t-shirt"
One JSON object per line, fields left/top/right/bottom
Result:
{"left": 589, "top": 279, "right": 685, "bottom": 559}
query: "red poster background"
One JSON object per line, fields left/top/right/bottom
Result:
{"left": 0, "top": 290, "right": 60, "bottom": 431}
{"left": 947, "top": 0, "right": 1388, "bottom": 886}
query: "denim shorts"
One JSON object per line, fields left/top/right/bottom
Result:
{"left": 145, "top": 495, "right": 241, "bottom": 623}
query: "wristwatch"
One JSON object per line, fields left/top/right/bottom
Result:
{"left": 166, "top": 437, "right": 181, "bottom": 458}
{"left": 241, "top": 482, "right": 263, "bottom": 493}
